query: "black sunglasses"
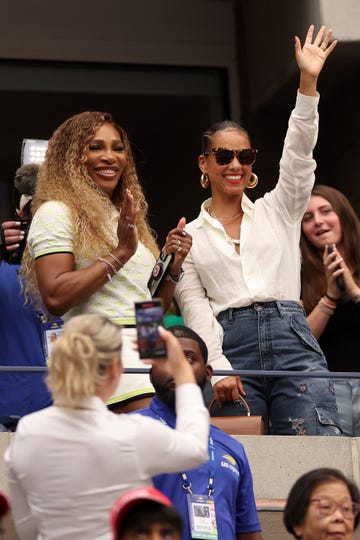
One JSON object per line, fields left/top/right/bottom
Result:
{"left": 204, "top": 147, "right": 258, "bottom": 166}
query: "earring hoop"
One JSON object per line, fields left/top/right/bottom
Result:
{"left": 247, "top": 173, "right": 258, "bottom": 189}
{"left": 200, "top": 173, "right": 210, "bottom": 189}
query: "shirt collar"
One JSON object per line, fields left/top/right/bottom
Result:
{"left": 150, "top": 396, "right": 176, "bottom": 428}
{"left": 55, "top": 395, "right": 107, "bottom": 412}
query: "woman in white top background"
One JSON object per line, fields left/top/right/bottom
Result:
{"left": 5, "top": 313, "right": 209, "bottom": 540}
{"left": 175, "top": 25, "right": 342, "bottom": 435}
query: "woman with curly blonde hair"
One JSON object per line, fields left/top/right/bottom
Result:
{"left": 21, "top": 111, "right": 192, "bottom": 412}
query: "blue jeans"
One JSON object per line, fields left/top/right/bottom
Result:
{"left": 215, "top": 301, "right": 342, "bottom": 436}
{"left": 332, "top": 379, "right": 360, "bottom": 437}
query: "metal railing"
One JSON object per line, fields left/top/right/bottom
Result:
{"left": 1, "top": 366, "right": 360, "bottom": 379}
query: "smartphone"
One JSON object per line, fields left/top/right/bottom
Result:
{"left": 135, "top": 298, "right": 166, "bottom": 359}
{"left": 327, "top": 244, "right": 345, "bottom": 291}
{"left": 147, "top": 251, "right": 175, "bottom": 297}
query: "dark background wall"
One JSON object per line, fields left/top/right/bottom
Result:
{"left": 1, "top": 0, "right": 359, "bottom": 245}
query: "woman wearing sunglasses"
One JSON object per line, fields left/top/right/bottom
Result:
{"left": 174, "top": 25, "right": 342, "bottom": 435}
{"left": 284, "top": 468, "right": 360, "bottom": 540}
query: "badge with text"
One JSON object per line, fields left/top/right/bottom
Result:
{"left": 186, "top": 493, "right": 217, "bottom": 540}
{"left": 41, "top": 318, "right": 64, "bottom": 361}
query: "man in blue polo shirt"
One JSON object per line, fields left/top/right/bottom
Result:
{"left": 134, "top": 325, "right": 263, "bottom": 540}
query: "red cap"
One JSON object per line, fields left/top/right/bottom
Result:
{"left": 0, "top": 492, "right": 9, "bottom": 517}
{"left": 110, "top": 487, "right": 173, "bottom": 540}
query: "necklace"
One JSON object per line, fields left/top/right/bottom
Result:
{"left": 207, "top": 206, "right": 241, "bottom": 245}
{"left": 207, "top": 206, "right": 243, "bottom": 224}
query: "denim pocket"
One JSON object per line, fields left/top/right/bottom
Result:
{"left": 315, "top": 406, "right": 343, "bottom": 435}
{"left": 289, "top": 313, "right": 324, "bottom": 356}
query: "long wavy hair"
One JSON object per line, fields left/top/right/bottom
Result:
{"left": 301, "top": 184, "right": 360, "bottom": 313}
{"left": 21, "top": 111, "right": 159, "bottom": 298}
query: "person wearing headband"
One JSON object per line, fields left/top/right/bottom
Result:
{"left": 175, "top": 25, "right": 342, "bottom": 435}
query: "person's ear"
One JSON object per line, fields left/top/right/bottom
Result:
{"left": 293, "top": 523, "right": 303, "bottom": 538}
{"left": 198, "top": 154, "right": 206, "bottom": 173}
{"left": 108, "top": 356, "right": 123, "bottom": 380}
{"left": 205, "top": 365, "right": 213, "bottom": 382}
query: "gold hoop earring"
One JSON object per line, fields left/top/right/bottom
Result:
{"left": 247, "top": 173, "right": 258, "bottom": 189}
{"left": 200, "top": 173, "right": 210, "bottom": 189}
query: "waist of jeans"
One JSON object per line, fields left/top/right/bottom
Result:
{"left": 217, "top": 300, "right": 304, "bottom": 319}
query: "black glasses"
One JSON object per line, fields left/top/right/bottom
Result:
{"left": 204, "top": 147, "right": 258, "bottom": 166}
{"left": 310, "top": 497, "right": 360, "bottom": 520}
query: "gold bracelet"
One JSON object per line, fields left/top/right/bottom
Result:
{"left": 318, "top": 299, "right": 334, "bottom": 316}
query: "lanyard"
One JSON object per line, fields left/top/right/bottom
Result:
{"left": 181, "top": 435, "right": 216, "bottom": 497}
{"left": 157, "top": 411, "right": 217, "bottom": 498}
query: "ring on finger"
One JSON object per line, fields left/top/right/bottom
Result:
{"left": 127, "top": 223, "right": 135, "bottom": 229}
{"left": 177, "top": 246, "right": 182, "bottom": 253}
{"left": 175, "top": 239, "right": 181, "bottom": 246}
{"left": 321, "top": 43, "right": 327, "bottom": 51}
{"left": 125, "top": 216, "right": 132, "bottom": 221}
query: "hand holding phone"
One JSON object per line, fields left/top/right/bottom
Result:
{"left": 327, "top": 244, "right": 345, "bottom": 292}
{"left": 135, "top": 299, "right": 166, "bottom": 359}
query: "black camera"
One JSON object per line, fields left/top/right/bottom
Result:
{"left": 147, "top": 251, "right": 175, "bottom": 297}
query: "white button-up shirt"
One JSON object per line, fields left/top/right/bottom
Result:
{"left": 175, "top": 91, "right": 319, "bottom": 377}
{"left": 5, "top": 385, "right": 209, "bottom": 540}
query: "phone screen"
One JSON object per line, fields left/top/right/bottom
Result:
{"left": 135, "top": 299, "right": 166, "bottom": 359}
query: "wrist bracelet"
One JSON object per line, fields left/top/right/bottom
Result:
{"left": 98, "top": 257, "right": 117, "bottom": 280}
{"left": 165, "top": 268, "right": 184, "bottom": 285}
{"left": 320, "top": 296, "right": 337, "bottom": 310}
{"left": 98, "top": 258, "right": 113, "bottom": 281}
{"left": 108, "top": 252, "right": 123, "bottom": 270}
{"left": 318, "top": 299, "right": 334, "bottom": 316}
{"left": 325, "top": 292, "right": 339, "bottom": 303}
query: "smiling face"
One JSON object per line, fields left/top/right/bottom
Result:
{"left": 294, "top": 481, "right": 355, "bottom": 540}
{"left": 302, "top": 195, "right": 343, "bottom": 251}
{"left": 85, "top": 122, "right": 127, "bottom": 199}
{"left": 199, "top": 129, "right": 253, "bottom": 199}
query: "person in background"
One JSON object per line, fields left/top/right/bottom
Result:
{"left": 283, "top": 468, "right": 360, "bottom": 540}
{"left": 175, "top": 25, "right": 341, "bottom": 435}
{"left": 0, "top": 492, "right": 10, "bottom": 538}
{"left": 301, "top": 184, "right": 360, "bottom": 436}
{"left": 0, "top": 163, "right": 53, "bottom": 419}
{"left": 135, "top": 325, "right": 263, "bottom": 540}
{"left": 21, "top": 111, "right": 191, "bottom": 412}
{"left": 5, "top": 313, "right": 209, "bottom": 540}
{"left": 111, "top": 487, "right": 183, "bottom": 540}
